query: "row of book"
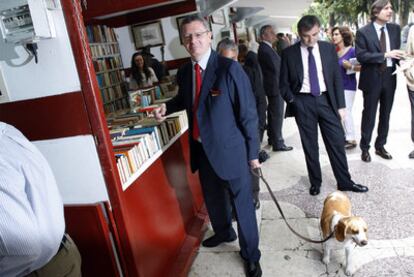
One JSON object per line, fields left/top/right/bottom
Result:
{"left": 96, "top": 70, "right": 125, "bottom": 88}
{"left": 86, "top": 25, "right": 117, "bottom": 43}
{"left": 100, "top": 84, "right": 128, "bottom": 104}
{"left": 93, "top": 56, "right": 123, "bottom": 73}
{"left": 103, "top": 98, "right": 130, "bottom": 114}
{"left": 110, "top": 111, "right": 187, "bottom": 185}
{"left": 90, "top": 43, "right": 120, "bottom": 59}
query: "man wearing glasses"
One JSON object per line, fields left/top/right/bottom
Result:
{"left": 153, "top": 14, "right": 262, "bottom": 277}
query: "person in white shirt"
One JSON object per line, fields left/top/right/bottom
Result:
{"left": 0, "top": 122, "right": 81, "bottom": 277}
{"left": 128, "top": 52, "right": 159, "bottom": 90}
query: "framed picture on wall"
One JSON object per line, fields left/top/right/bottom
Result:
{"left": 131, "top": 21, "right": 165, "bottom": 49}
{"left": 211, "top": 10, "right": 225, "bottom": 25}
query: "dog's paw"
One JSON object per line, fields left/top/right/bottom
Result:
{"left": 344, "top": 267, "right": 352, "bottom": 276}
{"left": 322, "top": 256, "right": 330, "bottom": 265}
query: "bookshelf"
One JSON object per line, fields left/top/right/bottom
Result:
{"left": 86, "top": 25, "right": 130, "bottom": 115}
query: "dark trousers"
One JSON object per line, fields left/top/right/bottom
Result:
{"left": 409, "top": 88, "right": 414, "bottom": 143}
{"left": 267, "top": 94, "right": 285, "bottom": 148}
{"left": 294, "top": 93, "right": 353, "bottom": 189}
{"left": 360, "top": 68, "right": 396, "bottom": 151}
{"left": 197, "top": 143, "right": 261, "bottom": 262}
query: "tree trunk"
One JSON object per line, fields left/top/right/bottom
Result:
{"left": 399, "top": 0, "right": 411, "bottom": 26}
{"left": 329, "top": 13, "right": 336, "bottom": 27}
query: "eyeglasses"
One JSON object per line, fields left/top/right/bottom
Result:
{"left": 183, "top": 31, "right": 209, "bottom": 42}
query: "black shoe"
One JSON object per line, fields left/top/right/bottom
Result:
{"left": 273, "top": 145, "right": 293, "bottom": 152}
{"left": 339, "top": 184, "right": 369, "bottom": 193}
{"left": 361, "top": 150, "right": 371, "bottom": 162}
{"left": 309, "top": 185, "right": 320, "bottom": 196}
{"left": 244, "top": 261, "right": 262, "bottom": 277}
{"left": 375, "top": 147, "right": 392, "bottom": 160}
{"left": 202, "top": 233, "right": 237, "bottom": 248}
{"left": 409, "top": 150, "right": 414, "bottom": 159}
{"left": 345, "top": 140, "right": 357, "bottom": 150}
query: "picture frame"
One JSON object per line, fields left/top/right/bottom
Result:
{"left": 211, "top": 10, "right": 226, "bottom": 25}
{"left": 131, "top": 21, "right": 165, "bottom": 49}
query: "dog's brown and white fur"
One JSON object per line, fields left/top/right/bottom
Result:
{"left": 321, "top": 191, "right": 368, "bottom": 276}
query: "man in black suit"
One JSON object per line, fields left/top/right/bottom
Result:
{"left": 280, "top": 15, "right": 368, "bottom": 195}
{"left": 355, "top": 0, "right": 403, "bottom": 162}
{"left": 258, "top": 25, "right": 293, "bottom": 152}
{"left": 154, "top": 15, "right": 262, "bottom": 276}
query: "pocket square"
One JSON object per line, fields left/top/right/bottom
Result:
{"left": 210, "top": 89, "right": 221, "bottom": 96}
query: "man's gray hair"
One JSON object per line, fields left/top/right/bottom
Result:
{"left": 179, "top": 14, "right": 210, "bottom": 35}
{"left": 216, "top": 38, "right": 238, "bottom": 54}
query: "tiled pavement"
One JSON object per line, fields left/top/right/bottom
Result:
{"left": 189, "top": 72, "right": 414, "bottom": 277}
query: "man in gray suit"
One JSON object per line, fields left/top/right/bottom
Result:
{"left": 258, "top": 25, "right": 292, "bottom": 152}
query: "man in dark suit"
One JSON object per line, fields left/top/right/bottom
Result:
{"left": 258, "top": 25, "right": 293, "bottom": 152}
{"left": 153, "top": 15, "right": 262, "bottom": 277}
{"left": 355, "top": 0, "right": 403, "bottom": 162}
{"left": 280, "top": 15, "right": 368, "bottom": 196}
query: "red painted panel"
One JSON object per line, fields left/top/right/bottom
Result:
{"left": 85, "top": 1, "right": 197, "bottom": 28}
{"left": 64, "top": 204, "right": 120, "bottom": 277}
{"left": 83, "top": 0, "right": 169, "bottom": 19}
{"left": 62, "top": 1, "right": 134, "bottom": 275}
{"left": 121, "top": 133, "right": 206, "bottom": 277}
{"left": 0, "top": 92, "right": 91, "bottom": 141}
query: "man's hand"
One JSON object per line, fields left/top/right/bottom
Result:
{"left": 249, "top": 159, "right": 261, "bottom": 169}
{"left": 153, "top": 103, "right": 167, "bottom": 122}
{"left": 338, "top": 108, "right": 346, "bottom": 122}
{"left": 384, "top": 49, "right": 405, "bottom": 60}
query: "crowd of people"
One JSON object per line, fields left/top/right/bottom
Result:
{"left": 152, "top": 1, "right": 413, "bottom": 276}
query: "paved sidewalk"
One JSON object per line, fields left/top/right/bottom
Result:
{"left": 189, "top": 73, "right": 414, "bottom": 277}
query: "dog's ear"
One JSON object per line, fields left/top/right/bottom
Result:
{"left": 335, "top": 219, "right": 347, "bottom": 242}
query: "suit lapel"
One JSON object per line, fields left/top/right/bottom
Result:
{"left": 198, "top": 50, "right": 217, "bottom": 114}
{"left": 368, "top": 23, "right": 381, "bottom": 52}
{"left": 386, "top": 23, "right": 395, "bottom": 50}
{"left": 294, "top": 43, "right": 304, "bottom": 83}
{"left": 318, "top": 42, "right": 329, "bottom": 86}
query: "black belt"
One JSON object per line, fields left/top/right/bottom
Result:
{"left": 58, "top": 234, "right": 68, "bottom": 251}
{"left": 295, "top": 91, "right": 327, "bottom": 96}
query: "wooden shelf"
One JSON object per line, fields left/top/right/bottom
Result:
{"left": 96, "top": 67, "right": 123, "bottom": 74}
{"left": 93, "top": 53, "right": 121, "bottom": 59}
{"left": 121, "top": 126, "right": 188, "bottom": 191}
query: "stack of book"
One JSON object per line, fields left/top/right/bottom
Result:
{"left": 110, "top": 110, "right": 188, "bottom": 187}
{"left": 128, "top": 86, "right": 164, "bottom": 111}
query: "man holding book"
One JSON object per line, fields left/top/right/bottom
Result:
{"left": 153, "top": 14, "right": 262, "bottom": 277}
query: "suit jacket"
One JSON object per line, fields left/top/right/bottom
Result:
{"left": 258, "top": 42, "right": 281, "bottom": 97}
{"left": 355, "top": 22, "right": 401, "bottom": 92}
{"left": 280, "top": 41, "right": 345, "bottom": 117}
{"left": 166, "top": 50, "right": 259, "bottom": 181}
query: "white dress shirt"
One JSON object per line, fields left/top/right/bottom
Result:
{"left": 373, "top": 22, "right": 392, "bottom": 67}
{"left": 300, "top": 42, "right": 327, "bottom": 93}
{"left": 0, "top": 122, "right": 64, "bottom": 277}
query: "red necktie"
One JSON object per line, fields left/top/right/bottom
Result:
{"left": 192, "top": 63, "right": 202, "bottom": 140}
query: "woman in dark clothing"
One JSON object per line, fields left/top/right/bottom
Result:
{"left": 238, "top": 44, "right": 267, "bottom": 142}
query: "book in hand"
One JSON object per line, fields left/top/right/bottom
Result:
{"left": 346, "top": 58, "right": 360, "bottom": 75}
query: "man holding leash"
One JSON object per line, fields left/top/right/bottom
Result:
{"left": 153, "top": 14, "right": 262, "bottom": 277}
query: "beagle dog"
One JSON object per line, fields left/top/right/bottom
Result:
{"left": 320, "top": 191, "right": 368, "bottom": 276}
